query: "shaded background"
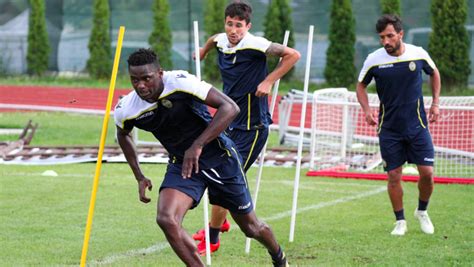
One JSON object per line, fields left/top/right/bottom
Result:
{"left": 0, "top": 0, "right": 473, "bottom": 83}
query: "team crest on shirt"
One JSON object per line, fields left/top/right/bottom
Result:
{"left": 409, "top": 61, "right": 416, "bottom": 71}
{"left": 161, "top": 99, "right": 173, "bottom": 109}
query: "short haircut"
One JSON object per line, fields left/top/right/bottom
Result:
{"left": 225, "top": 0, "right": 252, "bottom": 24}
{"left": 376, "top": 14, "right": 403, "bottom": 33}
{"left": 127, "top": 48, "right": 161, "bottom": 69}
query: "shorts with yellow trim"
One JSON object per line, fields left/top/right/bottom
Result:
{"left": 226, "top": 126, "right": 269, "bottom": 172}
{"left": 379, "top": 127, "right": 434, "bottom": 172}
{"left": 159, "top": 148, "right": 253, "bottom": 214}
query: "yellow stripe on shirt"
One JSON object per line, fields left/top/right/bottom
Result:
{"left": 243, "top": 129, "right": 259, "bottom": 170}
{"left": 417, "top": 98, "right": 427, "bottom": 128}
{"left": 377, "top": 104, "right": 385, "bottom": 134}
{"left": 247, "top": 93, "right": 251, "bottom": 130}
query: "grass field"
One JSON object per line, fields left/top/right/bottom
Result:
{"left": 1, "top": 111, "right": 473, "bottom": 266}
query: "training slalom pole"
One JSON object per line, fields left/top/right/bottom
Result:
{"left": 289, "top": 25, "right": 313, "bottom": 242}
{"left": 193, "top": 20, "right": 212, "bottom": 266}
{"left": 245, "top": 31, "right": 290, "bottom": 254}
{"left": 80, "top": 26, "right": 125, "bottom": 267}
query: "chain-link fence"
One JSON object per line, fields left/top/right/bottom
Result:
{"left": 0, "top": 0, "right": 473, "bottom": 84}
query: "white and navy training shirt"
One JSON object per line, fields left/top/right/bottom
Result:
{"left": 214, "top": 32, "right": 272, "bottom": 130}
{"left": 114, "top": 70, "right": 234, "bottom": 168}
{"left": 358, "top": 44, "right": 437, "bottom": 133}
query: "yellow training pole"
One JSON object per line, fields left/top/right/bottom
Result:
{"left": 80, "top": 26, "right": 125, "bottom": 267}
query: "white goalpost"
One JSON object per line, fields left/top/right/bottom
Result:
{"left": 277, "top": 88, "right": 474, "bottom": 181}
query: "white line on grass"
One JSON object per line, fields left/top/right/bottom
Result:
{"left": 262, "top": 186, "right": 386, "bottom": 222}
{"left": 272, "top": 180, "right": 379, "bottom": 193}
{"left": 89, "top": 242, "right": 170, "bottom": 266}
{"left": 292, "top": 180, "right": 383, "bottom": 188}
{"left": 5, "top": 173, "right": 383, "bottom": 188}
{"left": 85, "top": 186, "right": 385, "bottom": 265}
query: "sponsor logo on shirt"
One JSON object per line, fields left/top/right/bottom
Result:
{"left": 409, "top": 61, "right": 416, "bottom": 71}
{"left": 136, "top": 111, "right": 154, "bottom": 120}
{"left": 378, "top": 64, "right": 394, "bottom": 69}
{"left": 176, "top": 73, "right": 186, "bottom": 79}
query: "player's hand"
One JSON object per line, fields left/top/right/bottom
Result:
{"left": 429, "top": 105, "right": 439, "bottom": 123}
{"left": 255, "top": 81, "right": 272, "bottom": 97}
{"left": 182, "top": 143, "right": 203, "bottom": 178}
{"left": 137, "top": 177, "right": 153, "bottom": 203}
{"left": 365, "top": 112, "right": 378, "bottom": 126}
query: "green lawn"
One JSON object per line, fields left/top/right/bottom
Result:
{"left": 1, "top": 111, "right": 473, "bottom": 266}
{"left": 1, "top": 164, "right": 473, "bottom": 266}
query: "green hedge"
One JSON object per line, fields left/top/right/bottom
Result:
{"left": 324, "top": 0, "right": 356, "bottom": 87}
{"left": 149, "top": 0, "right": 173, "bottom": 69}
{"left": 27, "top": 0, "right": 50, "bottom": 76}
{"left": 86, "top": 0, "right": 111, "bottom": 79}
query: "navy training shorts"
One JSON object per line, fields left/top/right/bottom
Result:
{"left": 159, "top": 147, "right": 253, "bottom": 214}
{"left": 379, "top": 127, "right": 434, "bottom": 172}
{"left": 226, "top": 127, "right": 269, "bottom": 172}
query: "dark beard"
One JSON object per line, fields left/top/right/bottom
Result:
{"left": 384, "top": 41, "right": 401, "bottom": 56}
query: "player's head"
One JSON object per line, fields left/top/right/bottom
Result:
{"left": 224, "top": 0, "right": 252, "bottom": 46}
{"left": 376, "top": 14, "right": 404, "bottom": 56}
{"left": 376, "top": 14, "right": 403, "bottom": 33}
{"left": 127, "top": 48, "right": 164, "bottom": 103}
{"left": 225, "top": 0, "right": 252, "bottom": 23}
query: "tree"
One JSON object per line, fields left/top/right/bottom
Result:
{"left": 380, "top": 0, "right": 401, "bottom": 16}
{"left": 324, "top": 0, "right": 356, "bottom": 87}
{"left": 203, "top": 0, "right": 225, "bottom": 82}
{"left": 149, "top": 0, "right": 173, "bottom": 69}
{"left": 263, "top": 0, "right": 296, "bottom": 80}
{"left": 86, "top": 0, "right": 111, "bottom": 79}
{"left": 429, "top": 0, "right": 470, "bottom": 90}
{"left": 27, "top": 0, "right": 50, "bottom": 76}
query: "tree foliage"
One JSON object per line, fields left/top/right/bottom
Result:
{"left": 203, "top": 0, "right": 225, "bottom": 82}
{"left": 429, "top": 0, "right": 470, "bottom": 90}
{"left": 148, "top": 0, "right": 173, "bottom": 69}
{"left": 380, "top": 0, "right": 401, "bottom": 16}
{"left": 27, "top": 0, "right": 50, "bottom": 76}
{"left": 263, "top": 0, "right": 296, "bottom": 80}
{"left": 324, "top": 0, "right": 356, "bottom": 87}
{"left": 86, "top": 0, "right": 111, "bottom": 79}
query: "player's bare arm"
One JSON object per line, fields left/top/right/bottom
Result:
{"left": 429, "top": 68, "right": 441, "bottom": 123}
{"left": 196, "top": 34, "right": 219, "bottom": 61}
{"left": 181, "top": 88, "right": 239, "bottom": 178}
{"left": 356, "top": 82, "right": 377, "bottom": 126}
{"left": 256, "top": 43, "right": 301, "bottom": 97}
{"left": 116, "top": 126, "right": 153, "bottom": 203}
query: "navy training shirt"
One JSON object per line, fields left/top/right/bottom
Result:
{"left": 214, "top": 32, "right": 272, "bottom": 130}
{"left": 358, "top": 44, "right": 437, "bottom": 134}
{"left": 114, "top": 70, "right": 235, "bottom": 169}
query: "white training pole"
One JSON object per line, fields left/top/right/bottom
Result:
{"left": 245, "top": 31, "right": 290, "bottom": 254}
{"left": 194, "top": 20, "right": 211, "bottom": 266}
{"left": 289, "top": 25, "right": 314, "bottom": 242}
